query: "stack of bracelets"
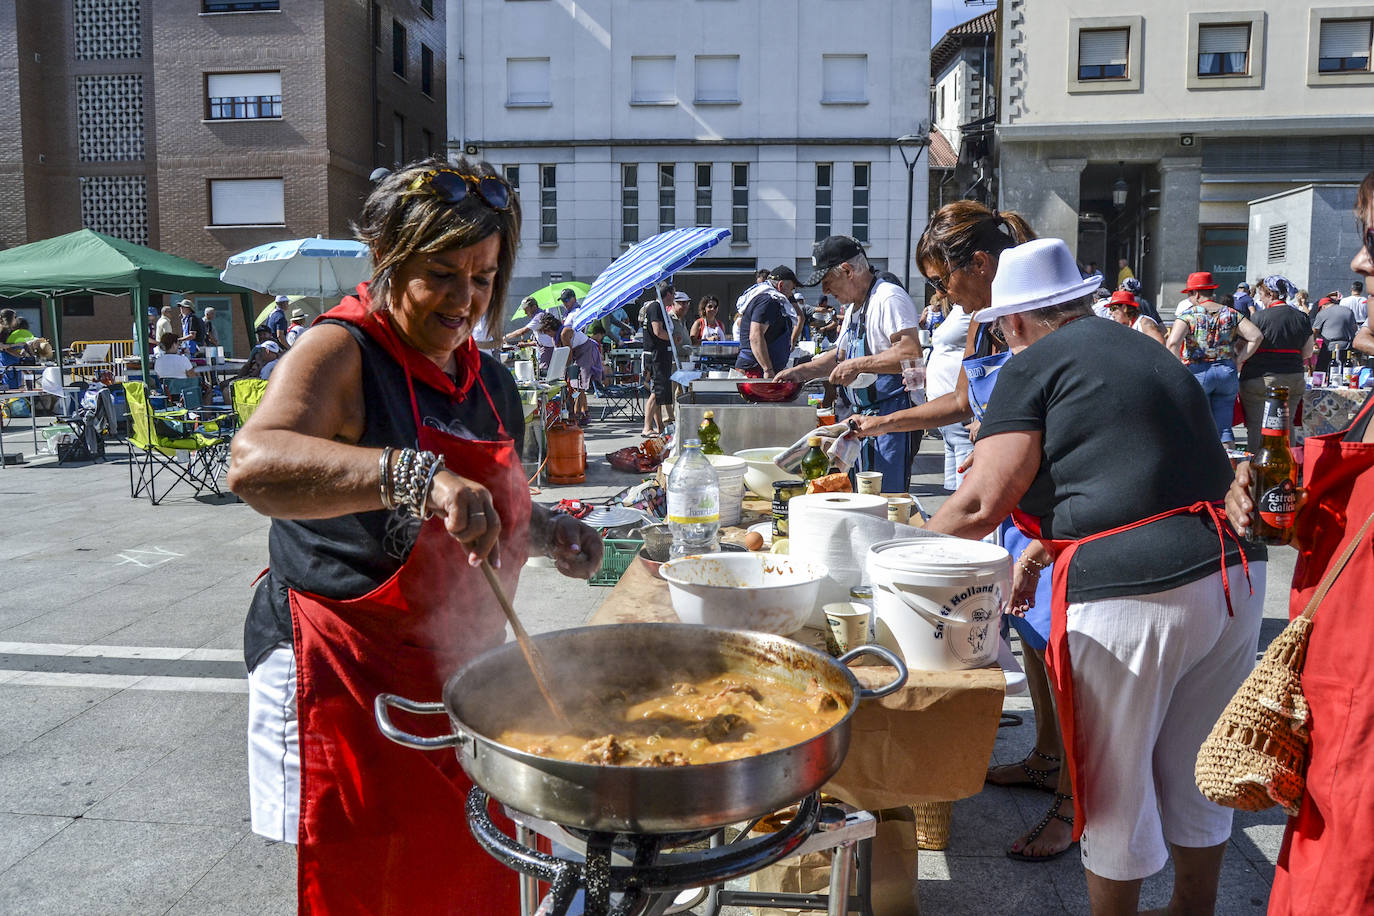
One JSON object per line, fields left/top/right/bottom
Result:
{"left": 378, "top": 446, "right": 446, "bottom": 519}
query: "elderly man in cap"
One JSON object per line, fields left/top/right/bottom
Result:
{"left": 776, "top": 236, "right": 923, "bottom": 492}
{"left": 177, "top": 298, "right": 206, "bottom": 357}
{"left": 734, "top": 266, "right": 799, "bottom": 378}
{"left": 265, "top": 294, "right": 290, "bottom": 349}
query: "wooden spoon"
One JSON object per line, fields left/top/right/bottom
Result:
{"left": 480, "top": 559, "right": 571, "bottom": 728}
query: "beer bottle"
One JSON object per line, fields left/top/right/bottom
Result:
{"left": 698, "top": 410, "right": 723, "bottom": 455}
{"left": 801, "top": 436, "right": 831, "bottom": 481}
{"left": 1250, "top": 385, "right": 1298, "bottom": 546}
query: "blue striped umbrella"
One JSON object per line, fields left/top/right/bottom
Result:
{"left": 564, "top": 227, "right": 731, "bottom": 331}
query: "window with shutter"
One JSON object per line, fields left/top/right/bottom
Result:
{"left": 821, "top": 55, "right": 867, "bottom": 103}
{"left": 1078, "top": 28, "right": 1129, "bottom": 80}
{"left": 631, "top": 56, "right": 676, "bottom": 104}
{"left": 210, "top": 178, "right": 283, "bottom": 226}
{"left": 694, "top": 56, "right": 740, "bottom": 104}
{"left": 1198, "top": 24, "right": 1250, "bottom": 76}
{"left": 206, "top": 71, "right": 281, "bottom": 119}
{"left": 1319, "top": 18, "right": 1372, "bottom": 72}
{"left": 507, "top": 58, "right": 551, "bottom": 106}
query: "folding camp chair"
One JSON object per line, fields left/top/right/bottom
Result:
{"left": 229, "top": 377, "right": 269, "bottom": 426}
{"left": 164, "top": 376, "right": 203, "bottom": 409}
{"left": 53, "top": 387, "right": 120, "bottom": 465}
{"left": 124, "top": 381, "right": 230, "bottom": 504}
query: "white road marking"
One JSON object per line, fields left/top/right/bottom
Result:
{"left": 0, "top": 641, "right": 242, "bottom": 662}
{"left": 115, "top": 546, "right": 184, "bottom": 567}
{"left": 1, "top": 671, "right": 247, "bottom": 694}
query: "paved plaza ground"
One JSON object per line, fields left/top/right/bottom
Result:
{"left": 0, "top": 405, "right": 1290, "bottom": 914}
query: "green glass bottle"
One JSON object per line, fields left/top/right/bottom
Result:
{"left": 801, "top": 436, "right": 830, "bottom": 481}
{"left": 699, "top": 410, "right": 723, "bottom": 455}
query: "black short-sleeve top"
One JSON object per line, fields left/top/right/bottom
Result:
{"left": 978, "top": 316, "right": 1264, "bottom": 603}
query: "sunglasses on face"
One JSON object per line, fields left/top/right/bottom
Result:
{"left": 408, "top": 168, "right": 511, "bottom": 210}
{"left": 926, "top": 254, "right": 973, "bottom": 296}
{"left": 1364, "top": 223, "right": 1374, "bottom": 261}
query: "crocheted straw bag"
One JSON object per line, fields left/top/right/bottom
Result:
{"left": 1196, "top": 513, "right": 1374, "bottom": 815}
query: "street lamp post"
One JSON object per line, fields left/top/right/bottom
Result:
{"left": 897, "top": 130, "right": 932, "bottom": 291}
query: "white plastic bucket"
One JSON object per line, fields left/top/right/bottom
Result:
{"left": 866, "top": 537, "right": 1010, "bottom": 671}
{"left": 661, "top": 453, "right": 748, "bottom": 527}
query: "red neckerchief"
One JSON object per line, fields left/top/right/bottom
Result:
{"left": 322, "top": 283, "right": 482, "bottom": 400}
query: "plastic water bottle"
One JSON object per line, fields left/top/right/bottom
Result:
{"left": 667, "top": 438, "right": 719, "bottom": 558}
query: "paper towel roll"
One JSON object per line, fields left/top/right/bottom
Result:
{"left": 789, "top": 493, "right": 895, "bottom": 622}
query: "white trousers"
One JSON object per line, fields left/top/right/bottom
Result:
{"left": 1068, "top": 562, "right": 1264, "bottom": 881}
{"left": 246, "top": 642, "right": 300, "bottom": 844}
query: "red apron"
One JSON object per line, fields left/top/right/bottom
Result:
{"left": 1269, "top": 393, "right": 1374, "bottom": 916}
{"left": 291, "top": 324, "right": 529, "bottom": 915}
{"left": 1012, "top": 502, "right": 1249, "bottom": 842}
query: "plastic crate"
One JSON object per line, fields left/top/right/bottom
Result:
{"left": 589, "top": 537, "right": 644, "bottom": 587}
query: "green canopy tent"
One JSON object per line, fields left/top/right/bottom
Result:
{"left": 0, "top": 229, "right": 255, "bottom": 383}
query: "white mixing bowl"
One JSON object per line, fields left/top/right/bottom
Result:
{"left": 659, "top": 552, "right": 828, "bottom": 635}
{"left": 732, "top": 447, "right": 793, "bottom": 499}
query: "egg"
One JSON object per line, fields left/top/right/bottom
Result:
{"left": 743, "top": 531, "right": 765, "bottom": 551}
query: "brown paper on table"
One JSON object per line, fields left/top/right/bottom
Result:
{"left": 823, "top": 665, "right": 1005, "bottom": 811}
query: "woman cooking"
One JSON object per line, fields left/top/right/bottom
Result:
{"left": 926, "top": 238, "right": 1265, "bottom": 915}
{"left": 228, "top": 157, "right": 603, "bottom": 914}
{"left": 1228, "top": 168, "right": 1374, "bottom": 916}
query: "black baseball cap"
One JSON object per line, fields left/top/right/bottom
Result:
{"left": 804, "top": 235, "right": 864, "bottom": 286}
{"left": 768, "top": 265, "right": 799, "bottom": 285}
{"left": 558, "top": 287, "right": 578, "bottom": 302}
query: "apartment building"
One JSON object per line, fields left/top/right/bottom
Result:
{"left": 997, "top": 1, "right": 1374, "bottom": 313}
{"left": 0, "top": 0, "right": 443, "bottom": 351}
{"left": 449, "top": 0, "right": 930, "bottom": 316}
{"left": 930, "top": 8, "right": 997, "bottom": 210}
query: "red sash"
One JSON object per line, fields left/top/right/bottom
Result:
{"left": 292, "top": 316, "right": 528, "bottom": 914}
{"left": 1011, "top": 501, "right": 1249, "bottom": 842}
{"left": 1269, "top": 393, "right": 1374, "bottom": 915}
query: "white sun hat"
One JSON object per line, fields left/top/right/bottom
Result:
{"left": 973, "top": 238, "right": 1104, "bottom": 323}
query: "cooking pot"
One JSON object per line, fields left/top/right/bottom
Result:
{"left": 375, "top": 623, "right": 905, "bottom": 833}
{"left": 736, "top": 380, "right": 802, "bottom": 403}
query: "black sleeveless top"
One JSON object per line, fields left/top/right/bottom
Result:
{"left": 243, "top": 320, "right": 524, "bottom": 671}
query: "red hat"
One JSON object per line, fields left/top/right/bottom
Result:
{"left": 1181, "top": 271, "right": 1218, "bottom": 292}
{"left": 1107, "top": 290, "right": 1138, "bottom": 308}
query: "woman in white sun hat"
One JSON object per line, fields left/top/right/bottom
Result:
{"left": 922, "top": 237, "right": 1266, "bottom": 915}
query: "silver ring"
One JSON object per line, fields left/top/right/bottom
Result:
{"left": 471, "top": 509, "right": 486, "bottom": 518}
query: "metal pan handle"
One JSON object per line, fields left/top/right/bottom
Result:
{"left": 374, "top": 693, "right": 467, "bottom": 750}
{"left": 838, "top": 645, "right": 908, "bottom": 699}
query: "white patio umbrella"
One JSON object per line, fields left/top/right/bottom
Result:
{"left": 221, "top": 236, "right": 371, "bottom": 297}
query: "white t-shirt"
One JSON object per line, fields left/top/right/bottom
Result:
{"left": 286, "top": 322, "right": 306, "bottom": 346}
{"left": 1092, "top": 302, "right": 1112, "bottom": 319}
{"left": 925, "top": 306, "right": 972, "bottom": 400}
{"left": 566, "top": 327, "right": 590, "bottom": 349}
{"left": 154, "top": 352, "right": 193, "bottom": 379}
{"left": 835, "top": 280, "right": 920, "bottom": 359}
{"left": 1342, "top": 294, "right": 1369, "bottom": 324}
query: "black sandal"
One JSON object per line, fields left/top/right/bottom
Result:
{"left": 1006, "top": 792, "right": 1076, "bottom": 862}
{"left": 985, "top": 748, "right": 1061, "bottom": 793}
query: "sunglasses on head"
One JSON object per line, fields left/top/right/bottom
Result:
{"left": 408, "top": 168, "right": 511, "bottom": 211}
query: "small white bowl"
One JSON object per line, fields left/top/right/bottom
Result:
{"left": 732, "top": 446, "right": 792, "bottom": 499}
{"left": 659, "top": 552, "right": 828, "bottom": 635}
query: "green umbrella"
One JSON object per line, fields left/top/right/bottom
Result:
{"left": 525, "top": 281, "right": 589, "bottom": 310}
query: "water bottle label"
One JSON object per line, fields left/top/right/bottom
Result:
{"left": 667, "top": 491, "right": 718, "bottom": 525}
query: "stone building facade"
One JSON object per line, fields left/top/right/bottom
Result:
{"left": 997, "top": 0, "right": 1374, "bottom": 315}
